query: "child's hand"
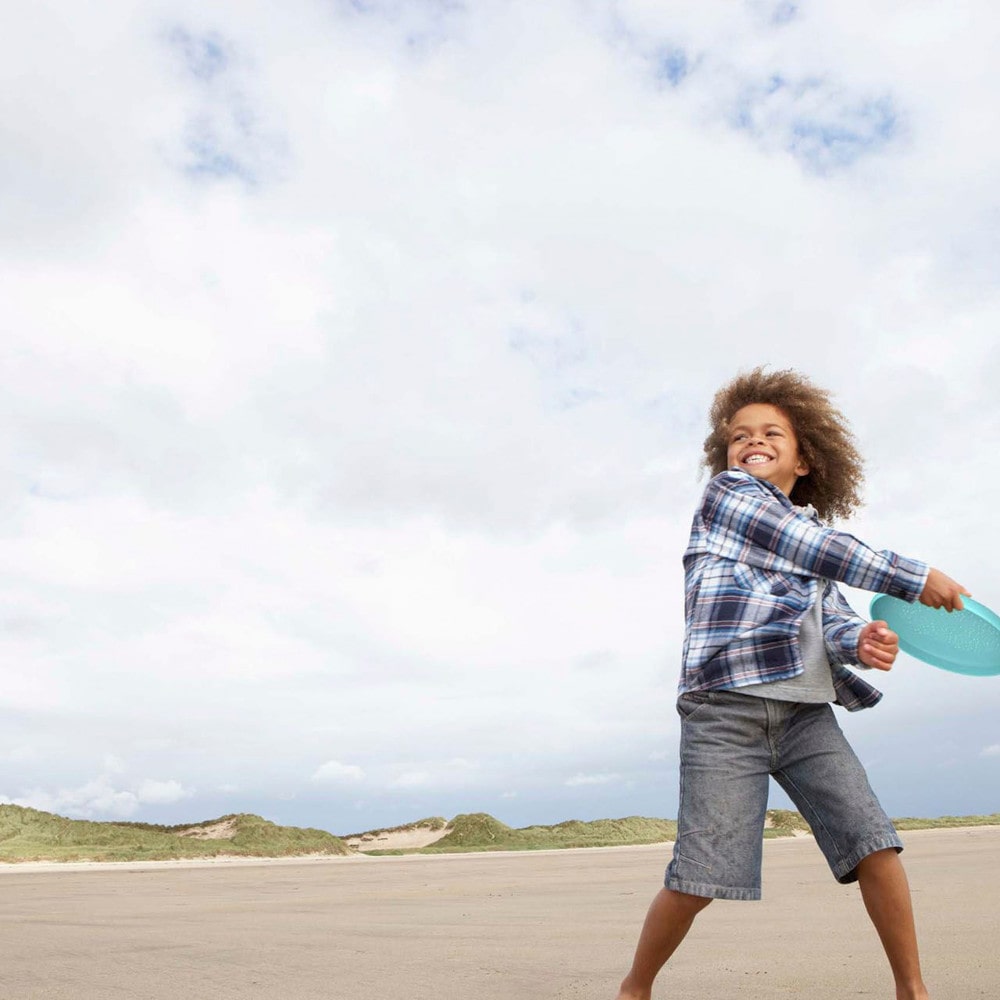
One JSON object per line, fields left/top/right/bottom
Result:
{"left": 858, "top": 621, "right": 899, "bottom": 671}
{"left": 919, "top": 568, "right": 970, "bottom": 612}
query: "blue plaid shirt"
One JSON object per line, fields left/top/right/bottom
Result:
{"left": 681, "top": 470, "right": 929, "bottom": 711}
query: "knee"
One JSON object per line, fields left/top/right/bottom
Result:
{"left": 667, "top": 888, "right": 714, "bottom": 916}
{"left": 854, "top": 847, "right": 904, "bottom": 882}
{"left": 857, "top": 847, "right": 901, "bottom": 871}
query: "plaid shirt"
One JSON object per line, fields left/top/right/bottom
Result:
{"left": 681, "top": 470, "right": 929, "bottom": 711}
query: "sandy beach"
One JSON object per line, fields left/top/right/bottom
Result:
{"left": 0, "top": 826, "right": 996, "bottom": 999}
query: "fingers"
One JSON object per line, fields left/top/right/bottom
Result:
{"left": 863, "top": 621, "right": 897, "bottom": 646}
{"left": 859, "top": 621, "right": 899, "bottom": 671}
{"left": 861, "top": 642, "right": 897, "bottom": 670}
{"left": 919, "top": 568, "right": 971, "bottom": 612}
{"left": 942, "top": 586, "right": 969, "bottom": 612}
{"left": 940, "top": 582, "right": 968, "bottom": 612}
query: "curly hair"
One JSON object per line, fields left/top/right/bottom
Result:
{"left": 702, "top": 367, "right": 864, "bottom": 521}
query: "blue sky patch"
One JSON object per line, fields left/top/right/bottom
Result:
{"left": 184, "top": 135, "right": 253, "bottom": 183}
{"left": 656, "top": 48, "right": 689, "bottom": 87}
{"left": 770, "top": 2, "right": 798, "bottom": 26}
{"left": 169, "top": 27, "right": 228, "bottom": 82}
{"left": 788, "top": 96, "right": 899, "bottom": 170}
{"left": 164, "top": 25, "right": 287, "bottom": 186}
{"left": 730, "top": 74, "right": 901, "bottom": 172}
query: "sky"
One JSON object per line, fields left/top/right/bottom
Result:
{"left": 2, "top": 0, "right": 999, "bottom": 836}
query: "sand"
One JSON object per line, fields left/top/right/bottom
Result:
{"left": 343, "top": 820, "right": 450, "bottom": 851}
{"left": 0, "top": 826, "right": 996, "bottom": 998}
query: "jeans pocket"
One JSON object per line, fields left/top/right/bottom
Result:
{"left": 676, "top": 691, "right": 715, "bottom": 720}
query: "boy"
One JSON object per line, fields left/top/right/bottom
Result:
{"left": 615, "top": 368, "right": 968, "bottom": 1000}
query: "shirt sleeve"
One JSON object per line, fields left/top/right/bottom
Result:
{"left": 821, "top": 581, "right": 866, "bottom": 667}
{"left": 698, "top": 470, "right": 929, "bottom": 601}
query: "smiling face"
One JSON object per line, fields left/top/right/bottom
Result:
{"left": 726, "top": 403, "right": 810, "bottom": 498}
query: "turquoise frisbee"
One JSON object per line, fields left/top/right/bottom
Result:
{"left": 869, "top": 595, "right": 1000, "bottom": 677}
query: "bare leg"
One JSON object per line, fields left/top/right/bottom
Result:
{"left": 855, "top": 849, "right": 930, "bottom": 1000}
{"left": 614, "top": 888, "right": 713, "bottom": 1000}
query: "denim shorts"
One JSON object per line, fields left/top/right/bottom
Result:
{"left": 665, "top": 690, "right": 902, "bottom": 901}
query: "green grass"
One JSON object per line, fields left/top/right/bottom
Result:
{"left": 0, "top": 806, "right": 351, "bottom": 863}
{"left": 763, "top": 808, "right": 813, "bottom": 839}
{"left": 891, "top": 813, "right": 1000, "bottom": 830}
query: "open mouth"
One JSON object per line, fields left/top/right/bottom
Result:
{"left": 741, "top": 453, "right": 772, "bottom": 466}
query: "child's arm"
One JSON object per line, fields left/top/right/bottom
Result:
{"left": 700, "top": 471, "right": 929, "bottom": 601}
{"left": 820, "top": 566, "right": 968, "bottom": 671}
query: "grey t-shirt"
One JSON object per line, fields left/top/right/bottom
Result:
{"left": 738, "top": 582, "right": 837, "bottom": 703}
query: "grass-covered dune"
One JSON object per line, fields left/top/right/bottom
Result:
{"left": 2, "top": 804, "right": 997, "bottom": 863}
{"left": 0, "top": 805, "right": 351, "bottom": 863}
{"left": 361, "top": 812, "right": 680, "bottom": 855}
{"left": 357, "top": 809, "right": 1000, "bottom": 855}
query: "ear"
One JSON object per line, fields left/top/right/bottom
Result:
{"left": 795, "top": 459, "right": 810, "bottom": 477}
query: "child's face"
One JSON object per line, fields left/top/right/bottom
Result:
{"left": 726, "top": 403, "right": 809, "bottom": 498}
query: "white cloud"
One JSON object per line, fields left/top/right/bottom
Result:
{"left": 311, "top": 761, "right": 366, "bottom": 784}
{"left": 981, "top": 745, "right": 1000, "bottom": 758}
{"left": 4, "top": 773, "right": 192, "bottom": 820}
{"left": 390, "top": 771, "right": 430, "bottom": 789}
{"left": 386, "top": 760, "right": 479, "bottom": 791}
{"left": 103, "top": 755, "right": 126, "bottom": 775}
{"left": 136, "top": 779, "right": 190, "bottom": 805}
{"left": 565, "top": 773, "right": 621, "bottom": 788}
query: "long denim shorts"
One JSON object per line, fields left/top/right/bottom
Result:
{"left": 665, "top": 690, "right": 902, "bottom": 901}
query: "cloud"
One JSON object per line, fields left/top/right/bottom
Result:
{"left": 390, "top": 771, "right": 430, "bottom": 789}
{"left": 311, "top": 761, "right": 366, "bottom": 784}
{"left": 981, "top": 745, "right": 1000, "bottom": 758}
{"left": 4, "top": 773, "right": 192, "bottom": 820}
{"left": 565, "top": 773, "right": 621, "bottom": 788}
{"left": 136, "top": 779, "right": 190, "bottom": 805}
{"left": 386, "top": 759, "right": 479, "bottom": 791}
{"left": 611, "top": 2, "right": 917, "bottom": 165}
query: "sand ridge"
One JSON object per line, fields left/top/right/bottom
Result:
{"left": 344, "top": 821, "right": 452, "bottom": 851}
